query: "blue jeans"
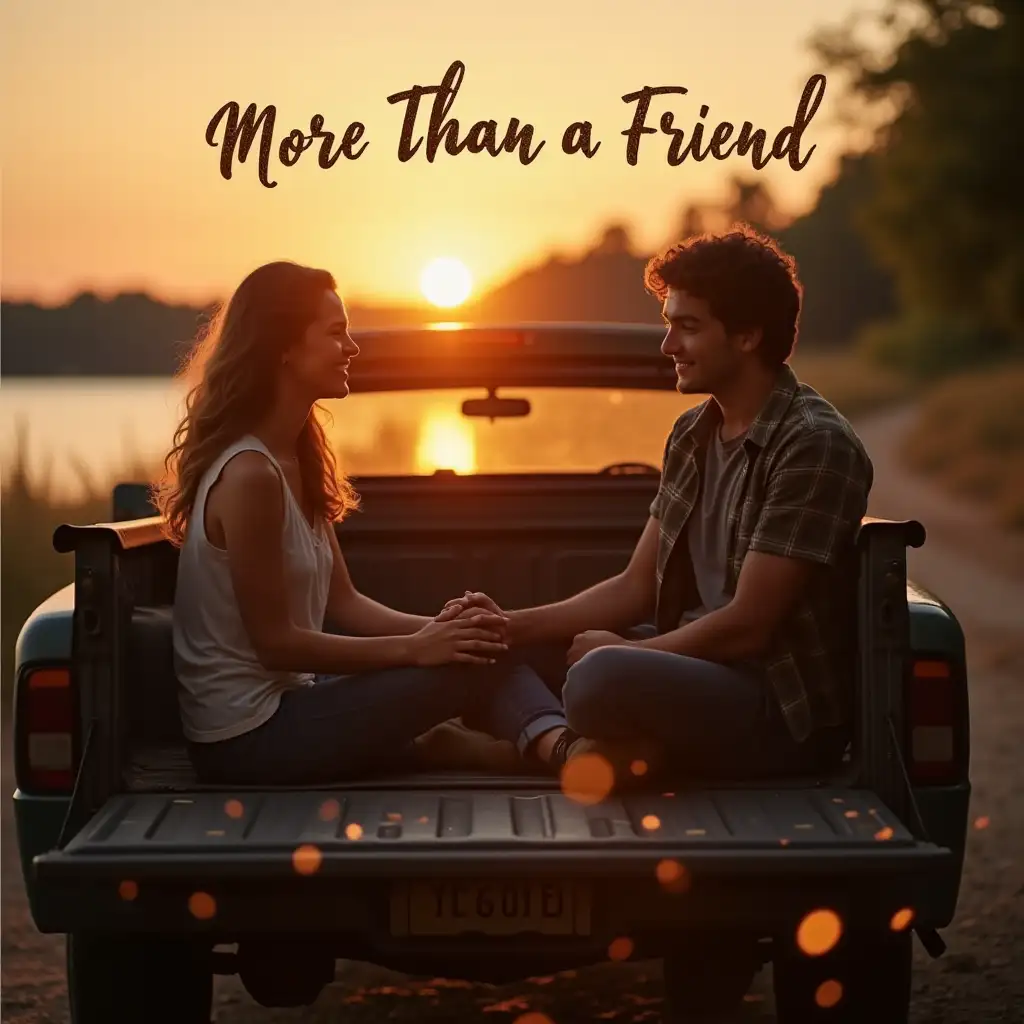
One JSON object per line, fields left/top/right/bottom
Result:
{"left": 188, "top": 660, "right": 566, "bottom": 785}
{"left": 561, "top": 628, "right": 846, "bottom": 778}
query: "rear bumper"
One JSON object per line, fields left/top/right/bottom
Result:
{"left": 12, "top": 788, "right": 71, "bottom": 930}
{"left": 35, "top": 840, "right": 950, "bottom": 879}
{"left": 914, "top": 782, "right": 971, "bottom": 927}
{"left": 31, "top": 784, "right": 955, "bottom": 937}
{"left": 32, "top": 848, "right": 950, "bottom": 942}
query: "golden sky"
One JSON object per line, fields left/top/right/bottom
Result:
{"left": 2, "top": 0, "right": 883, "bottom": 306}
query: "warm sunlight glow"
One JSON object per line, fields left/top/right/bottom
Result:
{"left": 420, "top": 257, "right": 473, "bottom": 308}
{"left": 416, "top": 412, "right": 476, "bottom": 473}
{"left": 292, "top": 844, "right": 323, "bottom": 876}
{"left": 560, "top": 753, "right": 615, "bottom": 806}
{"left": 188, "top": 892, "right": 217, "bottom": 920}
{"left": 815, "top": 980, "right": 843, "bottom": 1008}
{"left": 891, "top": 908, "right": 915, "bottom": 932}
{"left": 797, "top": 909, "right": 843, "bottom": 956}
{"left": 655, "top": 859, "right": 690, "bottom": 894}
{"left": 319, "top": 799, "right": 341, "bottom": 822}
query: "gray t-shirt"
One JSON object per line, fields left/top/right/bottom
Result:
{"left": 680, "top": 427, "right": 748, "bottom": 625}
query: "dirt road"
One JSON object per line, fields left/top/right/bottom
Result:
{"left": 3, "top": 405, "right": 1022, "bottom": 1023}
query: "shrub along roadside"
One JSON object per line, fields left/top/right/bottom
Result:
{"left": 792, "top": 350, "right": 914, "bottom": 420}
{"left": 901, "top": 363, "right": 1024, "bottom": 531}
{"left": 858, "top": 312, "right": 1018, "bottom": 383}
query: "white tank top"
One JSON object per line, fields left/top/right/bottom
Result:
{"left": 172, "top": 435, "right": 334, "bottom": 743}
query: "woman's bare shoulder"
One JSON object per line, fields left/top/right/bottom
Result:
{"left": 215, "top": 449, "right": 283, "bottom": 504}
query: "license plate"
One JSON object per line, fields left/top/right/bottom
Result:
{"left": 390, "top": 880, "right": 591, "bottom": 937}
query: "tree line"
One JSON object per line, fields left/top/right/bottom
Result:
{"left": 3, "top": 0, "right": 1017, "bottom": 381}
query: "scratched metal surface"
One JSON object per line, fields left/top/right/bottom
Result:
{"left": 64, "top": 787, "right": 912, "bottom": 854}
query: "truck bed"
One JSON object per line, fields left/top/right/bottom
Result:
{"left": 34, "top": 484, "right": 954, "bottom": 947}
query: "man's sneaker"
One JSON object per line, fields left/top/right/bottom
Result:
{"left": 552, "top": 730, "right": 666, "bottom": 795}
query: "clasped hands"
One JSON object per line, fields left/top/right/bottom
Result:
{"left": 436, "top": 591, "right": 631, "bottom": 666}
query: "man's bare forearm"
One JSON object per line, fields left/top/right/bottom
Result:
{"left": 507, "top": 573, "right": 653, "bottom": 645}
{"left": 631, "top": 602, "right": 769, "bottom": 663}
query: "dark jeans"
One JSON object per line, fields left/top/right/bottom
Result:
{"left": 188, "top": 660, "right": 566, "bottom": 786}
{"left": 543, "top": 625, "right": 846, "bottom": 780}
{"left": 190, "top": 625, "right": 844, "bottom": 786}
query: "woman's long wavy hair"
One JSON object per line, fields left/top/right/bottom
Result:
{"left": 153, "top": 261, "right": 360, "bottom": 546}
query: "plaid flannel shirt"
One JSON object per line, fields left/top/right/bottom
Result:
{"left": 649, "top": 364, "right": 874, "bottom": 743}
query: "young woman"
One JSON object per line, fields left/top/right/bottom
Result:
{"left": 155, "top": 261, "right": 569, "bottom": 785}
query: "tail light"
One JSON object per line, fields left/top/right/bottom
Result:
{"left": 906, "top": 658, "right": 961, "bottom": 784}
{"left": 20, "top": 667, "right": 75, "bottom": 792}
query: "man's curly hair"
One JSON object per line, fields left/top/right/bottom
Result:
{"left": 644, "top": 226, "right": 803, "bottom": 366}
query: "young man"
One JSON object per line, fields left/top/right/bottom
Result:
{"left": 454, "top": 227, "right": 874, "bottom": 782}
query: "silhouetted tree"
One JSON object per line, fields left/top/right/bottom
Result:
{"left": 675, "top": 203, "right": 708, "bottom": 241}
{"left": 594, "top": 224, "right": 635, "bottom": 256}
{"left": 777, "top": 154, "right": 898, "bottom": 347}
{"left": 725, "top": 177, "right": 785, "bottom": 232}
{"left": 658, "top": 171, "right": 897, "bottom": 347}
{"left": 814, "top": 0, "right": 1024, "bottom": 370}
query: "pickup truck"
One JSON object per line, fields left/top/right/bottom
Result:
{"left": 12, "top": 324, "right": 971, "bottom": 1023}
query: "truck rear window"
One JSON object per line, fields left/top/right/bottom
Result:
{"left": 327, "top": 387, "right": 696, "bottom": 476}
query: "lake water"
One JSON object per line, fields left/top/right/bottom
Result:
{"left": 1, "top": 378, "right": 185, "bottom": 499}
{"left": 1, "top": 377, "right": 691, "bottom": 502}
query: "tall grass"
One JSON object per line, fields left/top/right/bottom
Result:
{"left": 902, "top": 363, "right": 1024, "bottom": 530}
{"left": 1, "top": 429, "right": 115, "bottom": 711}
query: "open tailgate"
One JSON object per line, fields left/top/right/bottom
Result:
{"left": 33, "top": 785, "right": 951, "bottom": 937}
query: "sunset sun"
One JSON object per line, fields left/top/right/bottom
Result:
{"left": 420, "top": 257, "right": 472, "bottom": 308}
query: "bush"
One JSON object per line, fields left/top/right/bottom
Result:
{"left": 902, "top": 363, "right": 1024, "bottom": 530}
{"left": 791, "top": 349, "right": 914, "bottom": 419}
{"left": 858, "top": 312, "right": 1016, "bottom": 382}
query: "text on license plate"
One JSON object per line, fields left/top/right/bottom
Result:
{"left": 391, "top": 880, "right": 591, "bottom": 936}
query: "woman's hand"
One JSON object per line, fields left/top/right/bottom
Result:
{"left": 407, "top": 612, "right": 509, "bottom": 667}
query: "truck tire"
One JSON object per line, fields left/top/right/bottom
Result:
{"left": 662, "top": 933, "right": 761, "bottom": 1022}
{"left": 66, "top": 932, "right": 213, "bottom": 1024}
{"left": 773, "top": 928, "right": 912, "bottom": 1024}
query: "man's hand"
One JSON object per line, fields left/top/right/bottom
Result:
{"left": 463, "top": 591, "right": 507, "bottom": 619}
{"left": 436, "top": 592, "right": 508, "bottom": 641}
{"left": 566, "top": 630, "right": 631, "bottom": 667}
{"left": 439, "top": 591, "right": 507, "bottom": 620}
